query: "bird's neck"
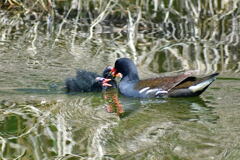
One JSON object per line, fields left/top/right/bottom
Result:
{"left": 123, "top": 72, "right": 139, "bottom": 81}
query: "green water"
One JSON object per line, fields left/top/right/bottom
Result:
{"left": 1, "top": 1, "right": 240, "bottom": 159}
{"left": 1, "top": 80, "right": 240, "bottom": 159}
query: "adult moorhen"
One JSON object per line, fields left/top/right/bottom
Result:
{"left": 65, "top": 66, "right": 116, "bottom": 93}
{"left": 109, "top": 58, "right": 219, "bottom": 98}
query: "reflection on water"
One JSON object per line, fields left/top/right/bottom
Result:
{"left": 0, "top": 86, "right": 232, "bottom": 159}
{"left": 1, "top": 0, "right": 240, "bottom": 159}
{"left": 103, "top": 88, "right": 124, "bottom": 117}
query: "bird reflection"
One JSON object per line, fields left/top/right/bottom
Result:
{"left": 101, "top": 88, "right": 218, "bottom": 123}
{"left": 102, "top": 88, "right": 124, "bottom": 117}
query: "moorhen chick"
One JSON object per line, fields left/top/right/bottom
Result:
{"left": 109, "top": 58, "right": 219, "bottom": 98}
{"left": 65, "top": 66, "right": 116, "bottom": 93}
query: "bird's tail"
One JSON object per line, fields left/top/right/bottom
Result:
{"left": 188, "top": 73, "right": 219, "bottom": 93}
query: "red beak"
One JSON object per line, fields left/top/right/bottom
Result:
{"left": 110, "top": 68, "right": 122, "bottom": 78}
{"left": 110, "top": 68, "right": 117, "bottom": 76}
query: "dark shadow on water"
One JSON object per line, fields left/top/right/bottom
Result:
{"left": 14, "top": 88, "right": 64, "bottom": 94}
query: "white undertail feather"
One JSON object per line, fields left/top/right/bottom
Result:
{"left": 189, "top": 77, "right": 216, "bottom": 93}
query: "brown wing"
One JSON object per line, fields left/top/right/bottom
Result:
{"left": 135, "top": 73, "right": 192, "bottom": 91}
{"left": 172, "top": 73, "right": 219, "bottom": 90}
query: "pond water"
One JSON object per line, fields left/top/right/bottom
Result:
{"left": 1, "top": 1, "right": 240, "bottom": 159}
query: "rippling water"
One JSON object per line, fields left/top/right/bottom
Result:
{"left": 1, "top": 1, "right": 240, "bottom": 159}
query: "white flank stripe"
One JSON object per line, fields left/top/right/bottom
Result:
{"left": 155, "top": 90, "right": 168, "bottom": 95}
{"left": 146, "top": 88, "right": 160, "bottom": 94}
{"left": 139, "top": 87, "right": 150, "bottom": 93}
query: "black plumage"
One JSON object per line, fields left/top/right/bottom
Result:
{"left": 65, "top": 66, "right": 116, "bottom": 93}
{"left": 111, "top": 58, "right": 219, "bottom": 98}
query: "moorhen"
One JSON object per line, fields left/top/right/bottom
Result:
{"left": 65, "top": 66, "right": 116, "bottom": 93}
{"left": 109, "top": 58, "right": 219, "bottom": 98}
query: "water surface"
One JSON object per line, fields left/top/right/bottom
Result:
{"left": 1, "top": 1, "right": 240, "bottom": 159}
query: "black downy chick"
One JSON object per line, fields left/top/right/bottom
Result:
{"left": 65, "top": 66, "right": 116, "bottom": 93}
